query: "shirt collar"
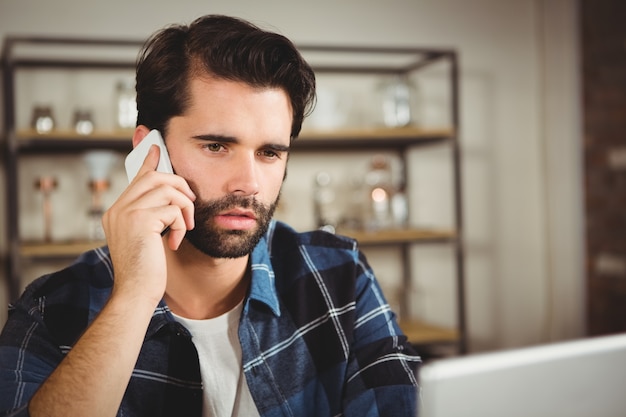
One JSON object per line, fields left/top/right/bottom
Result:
{"left": 246, "top": 220, "right": 281, "bottom": 317}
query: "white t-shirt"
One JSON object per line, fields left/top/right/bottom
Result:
{"left": 173, "top": 302, "right": 260, "bottom": 417}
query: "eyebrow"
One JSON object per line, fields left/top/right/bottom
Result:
{"left": 192, "top": 134, "right": 291, "bottom": 153}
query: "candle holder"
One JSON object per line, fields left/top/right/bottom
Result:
{"left": 84, "top": 151, "right": 118, "bottom": 240}
{"left": 34, "top": 176, "right": 58, "bottom": 242}
{"left": 87, "top": 179, "right": 110, "bottom": 240}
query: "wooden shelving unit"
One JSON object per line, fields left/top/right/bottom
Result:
{"left": 2, "top": 37, "right": 466, "bottom": 354}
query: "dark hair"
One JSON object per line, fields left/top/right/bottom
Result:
{"left": 135, "top": 14, "right": 316, "bottom": 139}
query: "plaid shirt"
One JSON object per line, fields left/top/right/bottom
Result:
{"left": 0, "top": 220, "right": 420, "bottom": 416}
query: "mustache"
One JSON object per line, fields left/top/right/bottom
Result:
{"left": 193, "top": 194, "right": 266, "bottom": 217}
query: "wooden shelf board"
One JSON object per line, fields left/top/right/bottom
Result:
{"left": 337, "top": 227, "right": 456, "bottom": 245}
{"left": 20, "top": 240, "right": 106, "bottom": 257}
{"left": 17, "top": 128, "right": 134, "bottom": 141}
{"left": 296, "top": 126, "right": 454, "bottom": 150}
{"left": 19, "top": 229, "right": 454, "bottom": 258}
{"left": 15, "top": 129, "right": 133, "bottom": 152}
{"left": 300, "top": 126, "right": 453, "bottom": 140}
{"left": 399, "top": 319, "right": 459, "bottom": 344}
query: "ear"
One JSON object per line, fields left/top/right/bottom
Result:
{"left": 131, "top": 125, "right": 152, "bottom": 148}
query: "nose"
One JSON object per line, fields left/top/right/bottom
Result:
{"left": 226, "top": 152, "right": 260, "bottom": 196}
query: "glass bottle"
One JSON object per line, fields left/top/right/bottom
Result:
{"left": 378, "top": 75, "right": 419, "bottom": 128}
{"left": 313, "top": 171, "right": 338, "bottom": 233}
{"left": 364, "top": 155, "right": 395, "bottom": 230}
{"left": 115, "top": 79, "right": 137, "bottom": 129}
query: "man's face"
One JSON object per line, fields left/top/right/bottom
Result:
{"left": 165, "top": 75, "right": 292, "bottom": 258}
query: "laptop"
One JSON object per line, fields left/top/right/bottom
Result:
{"left": 418, "top": 333, "right": 626, "bottom": 417}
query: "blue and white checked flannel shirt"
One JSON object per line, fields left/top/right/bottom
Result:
{"left": 0, "top": 220, "right": 420, "bottom": 416}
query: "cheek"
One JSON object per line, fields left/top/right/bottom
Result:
{"left": 167, "top": 146, "right": 191, "bottom": 177}
{"left": 169, "top": 155, "right": 216, "bottom": 197}
{"left": 263, "top": 168, "right": 286, "bottom": 198}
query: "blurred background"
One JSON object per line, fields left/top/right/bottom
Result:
{"left": 0, "top": 0, "right": 623, "bottom": 356}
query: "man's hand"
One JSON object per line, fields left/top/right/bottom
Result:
{"left": 102, "top": 144, "right": 196, "bottom": 306}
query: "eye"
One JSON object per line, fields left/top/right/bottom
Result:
{"left": 259, "top": 149, "right": 280, "bottom": 159}
{"left": 258, "top": 144, "right": 289, "bottom": 160}
{"left": 203, "top": 143, "right": 224, "bottom": 152}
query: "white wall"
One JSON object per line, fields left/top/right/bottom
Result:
{"left": 0, "top": 0, "right": 584, "bottom": 352}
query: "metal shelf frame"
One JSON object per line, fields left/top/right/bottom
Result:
{"left": 1, "top": 36, "right": 466, "bottom": 353}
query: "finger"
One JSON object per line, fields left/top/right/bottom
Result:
{"left": 133, "top": 204, "right": 189, "bottom": 238}
{"left": 167, "top": 228, "right": 187, "bottom": 251}
{"left": 153, "top": 206, "right": 189, "bottom": 250}
{"left": 104, "top": 184, "right": 194, "bottom": 238}
{"left": 122, "top": 170, "right": 196, "bottom": 204}
{"left": 129, "top": 184, "right": 195, "bottom": 218}
{"left": 134, "top": 144, "right": 160, "bottom": 179}
{"left": 155, "top": 188, "right": 195, "bottom": 235}
{"left": 180, "top": 201, "right": 195, "bottom": 231}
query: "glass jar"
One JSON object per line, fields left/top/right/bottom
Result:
{"left": 74, "top": 109, "right": 94, "bottom": 135}
{"left": 31, "top": 105, "right": 55, "bottom": 134}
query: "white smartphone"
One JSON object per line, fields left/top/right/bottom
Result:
{"left": 124, "top": 129, "right": 174, "bottom": 183}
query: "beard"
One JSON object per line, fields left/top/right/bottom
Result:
{"left": 184, "top": 193, "right": 279, "bottom": 259}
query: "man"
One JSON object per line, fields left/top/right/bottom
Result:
{"left": 0, "top": 15, "right": 420, "bottom": 416}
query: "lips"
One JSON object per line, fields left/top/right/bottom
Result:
{"left": 220, "top": 208, "right": 256, "bottom": 220}
{"left": 214, "top": 208, "right": 258, "bottom": 230}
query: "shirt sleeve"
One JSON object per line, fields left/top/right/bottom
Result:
{"left": 0, "top": 295, "right": 63, "bottom": 417}
{"left": 342, "top": 250, "right": 421, "bottom": 416}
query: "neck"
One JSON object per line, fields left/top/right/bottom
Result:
{"left": 163, "top": 238, "right": 251, "bottom": 320}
